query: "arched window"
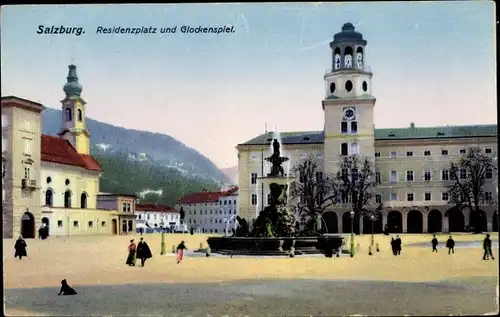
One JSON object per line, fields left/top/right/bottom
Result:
{"left": 65, "top": 108, "right": 72, "bottom": 122}
{"left": 77, "top": 109, "right": 83, "bottom": 121}
{"left": 80, "top": 193, "right": 87, "bottom": 209}
{"left": 45, "top": 189, "right": 53, "bottom": 206}
{"left": 64, "top": 190, "right": 72, "bottom": 208}
{"left": 334, "top": 47, "right": 341, "bottom": 69}
{"left": 344, "top": 46, "right": 353, "bottom": 68}
{"left": 356, "top": 46, "right": 364, "bottom": 68}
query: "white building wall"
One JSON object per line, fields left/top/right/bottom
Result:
{"left": 178, "top": 192, "right": 239, "bottom": 234}
{"left": 40, "top": 162, "right": 100, "bottom": 209}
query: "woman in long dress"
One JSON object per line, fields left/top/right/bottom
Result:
{"left": 126, "top": 239, "right": 137, "bottom": 266}
{"left": 176, "top": 241, "right": 187, "bottom": 264}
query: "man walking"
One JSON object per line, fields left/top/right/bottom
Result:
{"left": 431, "top": 235, "right": 439, "bottom": 252}
{"left": 136, "top": 237, "right": 153, "bottom": 267}
{"left": 395, "top": 235, "right": 402, "bottom": 255}
{"left": 446, "top": 235, "right": 455, "bottom": 255}
{"left": 483, "top": 234, "right": 495, "bottom": 260}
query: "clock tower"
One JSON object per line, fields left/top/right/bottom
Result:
{"left": 322, "top": 23, "right": 376, "bottom": 174}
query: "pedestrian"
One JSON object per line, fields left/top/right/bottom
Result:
{"left": 136, "top": 237, "right": 153, "bottom": 267}
{"left": 431, "top": 234, "right": 439, "bottom": 252}
{"left": 126, "top": 239, "right": 137, "bottom": 266}
{"left": 176, "top": 240, "right": 188, "bottom": 264}
{"left": 384, "top": 224, "right": 389, "bottom": 235}
{"left": 396, "top": 235, "right": 402, "bottom": 255}
{"left": 483, "top": 234, "right": 495, "bottom": 260}
{"left": 446, "top": 235, "right": 455, "bottom": 255}
{"left": 140, "top": 227, "right": 144, "bottom": 236}
{"left": 14, "top": 236, "right": 27, "bottom": 260}
{"left": 390, "top": 236, "right": 397, "bottom": 256}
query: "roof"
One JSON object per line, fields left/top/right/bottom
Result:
{"left": 177, "top": 186, "right": 239, "bottom": 204}
{"left": 41, "top": 135, "right": 102, "bottom": 172}
{"left": 1, "top": 95, "right": 45, "bottom": 113}
{"left": 239, "top": 124, "right": 498, "bottom": 146}
{"left": 135, "top": 203, "right": 177, "bottom": 213}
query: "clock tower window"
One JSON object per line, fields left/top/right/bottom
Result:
{"left": 356, "top": 46, "right": 364, "bottom": 69}
{"left": 362, "top": 81, "right": 368, "bottom": 92}
{"left": 329, "top": 82, "right": 336, "bottom": 94}
{"left": 344, "top": 46, "right": 353, "bottom": 68}
{"left": 351, "top": 121, "right": 358, "bottom": 133}
{"left": 341, "top": 143, "right": 348, "bottom": 156}
{"left": 334, "top": 47, "right": 341, "bottom": 70}
{"left": 341, "top": 122, "right": 348, "bottom": 133}
{"left": 345, "top": 80, "right": 353, "bottom": 92}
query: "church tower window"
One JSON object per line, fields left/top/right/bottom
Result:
{"left": 77, "top": 109, "right": 83, "bottom": 121}
{"left": 65, "top": 108, "right": 72, "bottom": 121}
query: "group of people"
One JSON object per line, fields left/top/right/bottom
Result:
{"left": 390, "top": 235, "right": 402, "bottom": 255}
{"left": 125, "top": 238, "right": 188, "bottom": 267}
{"left": 431, "top": 234, "right": 495, "bottom": 259}
{"left": 431, "top": 235, "right": 456, "bottom": 254}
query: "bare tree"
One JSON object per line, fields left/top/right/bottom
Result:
{"left": 446, "top": 146, "right": 496, "bottom": 233}
{"left": 334, "top": 155, "right": 383, "bottom": 224}
{"left": 289, "top": 156, "right": 338, "bottom": 220}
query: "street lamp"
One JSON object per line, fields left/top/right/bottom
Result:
{"left": 160, "top": 211, "right": 166, "bottom": 255}
{"left": 350, "top": 210, "right": 355, "bottom": 258}
{"left": 369, "top": 215, "right": 375, "bottom": 256}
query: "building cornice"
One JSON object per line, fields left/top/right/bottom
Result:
{"left": 322, "top": 97, "right": 376, "bottom": 109}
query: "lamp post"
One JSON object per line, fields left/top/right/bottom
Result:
{"left": 350, "top": 210, "right": 355, "bottom": 258}
{"left": 160, "top": 212, "right": 166, "bottom": 255}
{"left": 369, "top": 215, "right": 375, "bottom": 256}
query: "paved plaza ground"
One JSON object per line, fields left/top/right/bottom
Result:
{"left": 3, "top": 233, "right": 499, "bottom": 316}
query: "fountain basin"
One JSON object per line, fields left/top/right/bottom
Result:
{"left": 207, "top": 235, "right": 344, "bottom": 256}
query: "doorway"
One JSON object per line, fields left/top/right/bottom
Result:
{"left": 21, "top": 212, "right": 35, "bottom": 239}
{"left": 112, "top": 219, "right": 117, "bottom": 235}
{"left": 41, "top": 217, "right": 50, "bottom": 237}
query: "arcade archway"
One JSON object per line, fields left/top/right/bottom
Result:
{"left": 387, "top": 210, "right": 402, "bottom": 233}
{"left": 427, "top": 209, "right": 442, "bottom": 233}
{"left": 407, "top": 210, "right": 423, "bottom": 233}
{"left": 446, "top": 208, "right": 465, "bottom": 232}
{"left": 470, "top": 210, "right": 487, "bottom": 232}
{"left": 362, "top": 212, "right": 383, "bottom": 234}
{"left": 322, "top": 212, "right": 338, "bottom": 233}
{"left": 342, "top": 212, "right": 360, "bottom": 234}
{"left": 21, "top": 212, "right": 35, "bottom": 239}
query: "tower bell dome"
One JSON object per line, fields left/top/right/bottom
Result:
{"left": 63, "top": 65, "right": 83, "bottom": 97}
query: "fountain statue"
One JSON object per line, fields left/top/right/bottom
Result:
{"left": 265, "top": 139, "right": 290, "bottom": 177}
{"left": 206, "top": 137, "right": 343, "bottom": 256}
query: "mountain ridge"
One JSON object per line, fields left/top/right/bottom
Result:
{"left": 41, "top": 107, "right": 230, "bottom": 184}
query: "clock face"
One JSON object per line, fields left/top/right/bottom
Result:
{"left": 356, "top": 52, "right": 363, "bottom": 67}
{"left": 334, "top": 54, "right": 341, "bottom": 69}
{"left": 344, "top": 107, "right": 355, "bottom": 120}
{"left": 345, "top": 55, "right": 352, "bottom": 68}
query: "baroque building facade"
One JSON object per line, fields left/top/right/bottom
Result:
{"left": 236, "top": 23, "right": 498, "bottom": 234}
{"left": 2, "top": 65, "right": 136, "bottom": 238}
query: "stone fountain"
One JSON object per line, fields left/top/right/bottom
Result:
{"left": 207, "top": 138, "right": 343, "bottom": 256}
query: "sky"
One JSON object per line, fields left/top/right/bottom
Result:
{"left": 1, "top": 2, "right": 497, "bottom": 169}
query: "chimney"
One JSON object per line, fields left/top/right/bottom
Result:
{"left": 410, "top": 122, "right": 415, "bottom": 128}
